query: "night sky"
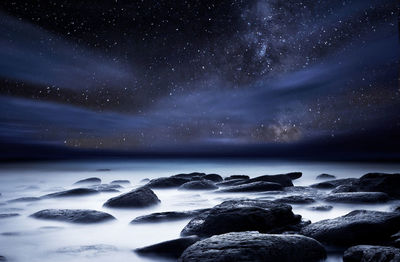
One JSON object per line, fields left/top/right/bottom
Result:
{"left": 0, "top": 0, "right": 399, "bottom": 159}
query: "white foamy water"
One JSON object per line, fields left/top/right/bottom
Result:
{"left": 0, "top": 159, "right": 399, "bottom": 262}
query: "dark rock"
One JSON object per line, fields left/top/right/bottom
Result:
{"left": 110, "top": 180, "right": 130, "bottom": 185}
{"left": 310, "top": 178, "right": 358, "bottom": 189}
{"left": 172, "top": 172, "right": 206, "bottom": 179}
{"left": 146, "top": 177, "right": 190, "bottom": 188}
{"left": 224, "top": 175, "right": 250, "bottom": 181}
{"left": 203, "top": 174, "right": 223, "bottom": 182}
{"left": 90, "top": 184, "right": 122, "bottom": 192}
{"left": 343, "top": 245, "right": 400, "bottom": 262}
{"left": 274, "top": 195, "right": 316, "bottom": 204}
{"left": 0, "top": 255, "right": 6, "bottom": 261}
{"left": 7, "top": 197, "right": 41, "bottom": 203}
{"left": 42, "top": 188, "right": 99, "bottom": 198}
{"left": 301, "top": 210, "right": 400, "bottom": 246}
{"left": 286, "top": 172, "right": 303, "bottom": 180}
{"left": 179, "top": 180, "right": 218, "bottom": 190}
{"left": 31, "top": 209, "right": 115, "bottom": 223}
{"left": 245, "top": 174, "right": 294, "bottom": 187}
{"left": 392, "top": 231, "right": 400, "bottom": 247}
{"left": 140, "top": 178, "right": 150, "bottom": 183}
{"left": 131, "top": 209, "right": 211, "bottom": 223}
{"left": 135, "top": 236, "right": 200, "bottom": 259}
{"left": 179, "top": 231, "right": 326, "bottom": 262}
{"left": 74, "top": 177, "right": 101, "bottom": 185}
{"left": 316, "top": 174, "right": 336, "bottom": 180}
{"left": 217, "top": 181, "right": 283, "bottom": 193}
{"left": 324, "top": 192, "right": 389, "bottom": 203}
{"left": 181, "top": 199, "right": 301, "bottom": 237}
{"left": 216, "top": 179, "right": 247, "bottom": 187}
{"left": 103, "top": 186, "right": 160, "bottom": 208}
{"left": 0, "top": 213, "right": 19, "bottom": 219}
{"left": 307, "top": 205, "right": 333, "bottom": 211}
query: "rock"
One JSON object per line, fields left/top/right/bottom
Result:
{"left": 307, "top": 205, "right": 333, "bottom": 211}
{"left": 42, "top": 188, "right": 99, "bottom": 198}
{"left": 0, "top": 256, "right": 6, "bottom": 261}
{"left": 224, "top": 175, "right": 250, "bottom": 181}
{"left": 316, "top": 174, "right": 336, "bottom": 180}
{"left": 140, "top": 178, "right": 150, "bottom": 183}
{"left": 146, "top": 177, "right": 190, "bottom": 188}
{"left": 310, "top": 178, "right": 358, "bottom": 189}
{"left": 90, "top": 184, "right": 122, "bottom": 192}
{"left": 31, "top": 209, "right": 115, "bottom": 223}
{"left": 217, "top": 181, "right": 283, "bottom": 193}
{"left": 274, "top": 195, "right": 315, "bottom": 204}
{"left": 343, "top": 245, "right": 400, "bottom": 262}
{"left": 244, "top": 174, "right": 294, "bottom": 187}
{"left": 301, "top": 210, "right": 400, "bottom": 246}
{"left": 179, "top": 180, "right": 218, "bottom": 190}
{"left": 333, "top": 173, "right": 400, "bottom": 198}
{"left": 74, "top": 177, "right": 101, "bottom": 185}
{"left": 103, "top": 186, "right": 160, "bottom": 208}
{"left": 135, "top": 236, "right": 200, "bottom": 259}
{"left": 392, "top": 231, "right": 400, "bottom": 247}
{"left": 179, "top": 231, "right": 326, "bottom": 262}
{"left": 7, "top": 197, "right": 41, "bottom": 203}
{"left": 216, "top": 179, "right": 247, "bottom": 187}
{"left": 324, "top": 192, "right": 389, "bottom": 203}
{"left": 181, "top": 199, "right": 302, "bottom": 237}
{"left": 0, "top": 213, "right": 19, "bottom": 219}
{"left": 110, "top": 180, "right": 130, "bottom": 185}
{"left": 172, "top": 172, "right": 206, "bottom": 179}
{"left": 131, "top": 209, "right": 210, "bottom": 223}
{"left": 203, "top": 174, "right": 223, "bottom": 182}
{"left": 286, "top": 172, "right": 303, "bottom": 180}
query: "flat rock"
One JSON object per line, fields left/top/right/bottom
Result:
{"left": 343, "top": 245, "right": 400, "bottom": 262}
{"left": 224, "top": 175, "right": 250, "bottom": 181}
{"left": 286, "top": 172, "right": 303, "bottom": 180}
{"left": 301, "top": 210, "right": 400, "bottom": 246}
{"left": 316, "top": 174, "right": 336, "bottom": 180}
{"left": 135, "top": 236, "right": 200, "bottom": 259}
{"left": 217, "top": 181, "right": 283, "bottom": 193}
{"left": 42, "top": 188, "right": 99, "bottom": 198}
{"left": 203, "top": 174, "right": 223, "bottom": 182}
{"left": 110, "top": 180, "right": 130, "bottom": 185}
{"left": 172, "top": 172, "right": 206, "bottom": 179}
{"left": 307, "top": 205, "right": 333, "bottom": 211}
{"left": 179, "top": 180, "right": 218, "bottom": 190}
{"left": 274, "top": 195, "right": 315, "bottom": 204}
{"left": 179, "top": 231, "right": 326, "bottom": 262}
{"left": 146, "top": 177, "right": 190, "bottom": 188}
{"left": 131, "top": 209, "right": 210, "bottom": 223}
{"left": 310, "top": 178, "right": 358, "bottom": 189}
{"left": 7, "top": 197, "right": 41, "bottom": 203}
{"left": 74, "top": 177, "right": 101, "bottom": 185}
{"left": 216, "top": 179, "right": 247, "bottom": 187}
{"left": 0, "top": 213, "right": 19, "bottom": 219}
{"left": 244, "top": 174, "right": 294, "bottom": 187}
{"left": 103, "top": 186, "right": 160, "bottom": 208}
{"left": 324, "top": 192, "right": 389, "bottom": 203}
{"left": 181, "top": 199, "right": 302, "bottom": 237}
{"left": 31, "top": 209, "right": 115, "bottom": 223}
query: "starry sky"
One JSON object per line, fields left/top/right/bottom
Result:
{"left": 0, "top": 0, "right": 399, "bottom": 159}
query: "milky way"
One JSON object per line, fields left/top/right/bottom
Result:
{"left": 0, "top": 0, "right": 398, "bottom": 154}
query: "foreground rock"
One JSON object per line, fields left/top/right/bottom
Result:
{"left": 274, "top": 195, "right": 316, "bottom": 204}
{"left": 179, "top": 232, "right": 326, "bottom": 262}
{"left": 324, "top": 192, "right": 389, "bottom": 203}
{"left": 135, "top": 236, "right": 200, "bottom": 259}
{"left": 217, "top": 181, "right": 283, "bottom": 193}
{"left": 179, "top": 180, "right": 218, "bottom": 190}
{"left": 110, "top": 180, "right": 130, "bottom": 185}
{"left": 146, "top": 177, "right": 189, "bottom": 188}
{"left": 131, "top": 209, "right": 210, "bottom": 223}
{"left": 316, "top": 174, "right": 336, "bottom": 180}
{"left": 74, "top": 177, "right": 101, "bottom": 185}
{"left": 42, "top": 188, "right": 99, "bottom": 198}
{"left": 103, "top": 187, "right": 160, "bottom": 208}
{"left": 31, "top": 209, "right": 115, "bottom": 223}
{"left": 310, "top": 178, "right": 358, "bottom": 189}
{"left": 343, "top": 245, "right": 400, "bottom": 262}
{"left": 301, "top": 210, "right": 400, "bottom": 246}
{"left": 181, "top": 199, "right": 302, "bottom": 237}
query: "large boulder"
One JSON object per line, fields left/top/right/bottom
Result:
{"left": 31, "top": 209, "right": 115, "bottom": 223}
{"left": 74, "top": 177, "right": 101, "bottom": 185}
{"left": 179, "top": 180, "right": 218, "bottom": 190}
{"left": 135, "top": 236, "right": 200, "bottom": 259}
{"left": 131, "top": 209, "right": 210, "bottom": 223}
{"left": 103, "top": 186, "right": 160, "bottom": 208}
{"left": 217, "top": 181, "right": 282, "bottom": 193}
{"left": 310, "top": 178, "right": 358, "bottom": 189}
{"left": 42, "top": 188, "right": 99, "bottom": 198}
{"left": 301, "top": 210, "right": 400, "bottom": 246}
{"left": 343, "top": 245, "right": 400, "bottom": 262}
{"left": 146, "top": 177, "right": 190, "bottom": 188}
{"left": 323, "top": 192, "right": 389, "bottom": 203}
{"left": 181, "top": 199, "right": 302, "bottom": 237}
{"left": 179, "top": 232, "right": 326, "bottom": 262}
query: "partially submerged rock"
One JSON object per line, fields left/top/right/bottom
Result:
{"left": 135, "top": 236, "right": 200, "bottom": 259}
{"left": 103, "top": 186, "right": 160, "bottom": 208}
{"left": 310, "top": 178, "right": 358, "bottom": 189}
{"left": 74, "top": 177, "right": 101, "bottom": 185}
{"left": 343, "top": 245, "right": 400, "bottom": 262}
{"left": 216, "top": 179, "right": 246, "bottom": 187}
{"left": 90, "top": 184, "right": 122, "bottom": 192}
{"left": 110, "top": 180, "right": 130, "bottom": 185}
{"left": 323, "top": 192, "right": 389, "bottom": 203}
{"left": 131, "top": 209, "right": 210, "bottom": 223}
{"left": 7, "top": 197, "right": 41, "bottom": 203}
{"left": 203, "top": 174, "right": 223, "bottom": 182}
{"left": 31, "top": 209, "right": 115, "bottom": 223}
{"left": 217, "top": 181, "right": 282, "bottom": 193}
{"left": 172, "top": 172, "right": 206, "bottom": 179}
{"left": 0, "top": 213, "right": 19, "bottom": 219}
{"left": 146, "top": 177, "right": 189, "bottom": 188}
{"left": 224, "top": 175, "right": 249, "bottom": 181}
{"left": 274, "top": 195, "right": 315, "bottom": 204}
{"left": 244, "top": 174, "right": 294, "bottom": 187}
{"left": 42, "top": 188, "right": 98, "bottom": 198}
{"left": 307, "top": 205, "right": 333, "bottom": 211}
{"left": 286, "top": 172, "right": 303, "bottom": 180}
{"left": 179, "top": 180, "right": 218, "bottom": 190}
{"left": 316, "top": 174, "right": 336, "bottom": 180}
{"left": 179, "top": 232, "right": 326, "bottom": 262}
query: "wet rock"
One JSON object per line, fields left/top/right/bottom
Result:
{"left": 217, "top": 181, "right": 283, "bottom": 193}
{"left": 0, "top": 255, "right": 6, "bottom": 261}
{"left": 146, "top": 177, "right": 190, "bottom": 188}
{"left": 274, "top": 195, "right": 316, "bottom": 204}
{"left": 74, "top": 177, "right": 101, "bottom": 185}
{"left": 307, "top": 205, "right": 333, "bottom": 211}
{"left": 7, "top": 197, "right": 41, "bottom": 203}
{"left": 316, "top": 174, "right": 336, "bottom": 180}
{"left": 172, "top": 172, "right": 206, "bottom": 179}
{"left": 140, "top": 178, "right": 150, "bottom": 183}
{"left": 216, "top": 179, "right": 246, "bottom": 187}
{"left": 179, "top": 180, "right": 218, "bottom": 190}
{"left": 135, "top": 236, "right": 200, "bottom": 259}
{"left": 324, "top": 192, "right": 389, "bottom": 203}
{"left": 42, "top": 188, "right": 99, "bottom": 198}
{"left": 224, "top": 175, "right": 250, "bottom": 181}
{"left": 286, "top": 172, "right": 303, "bottom": 180}
{"left": 301, "top": 210, "right": 400, "bottom": 246}
{"left": 391, "top": 231, "right": 400, "bottom": 247}
{"left": 181, "top": 199, "right": 302, "bottom": 237}
{"left": 110, "top": 180, "right": 130, "bottom": 185}
{"left": 203, "top": 174, "right": 223, "bottom": 182}
{"left": 103, "top": 186, "right": 160, "bottom": 208}
{"left": 244, "top": 174, "right": 294, "bottom": 187}
{"left": 31, "top": 209, "right": 115, "bottom": 223}
{"left": 343, "top": 245, "right": 400, "bottom": 262}
{"left": 131, "top": 208, "right": 210, "bottom": 223}
{"left": 310, "top": 178, "right": 358, "bottom": 189}
{"left": 179, "top": 231, "right": 326, "bottom": 262}
{"left": 0, "top": 213, "right": 19, "bottom": 219}
{"left": 90, "top": 184, "right": 122, "bottom": 192}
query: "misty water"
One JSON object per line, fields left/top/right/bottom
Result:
{"left": 0, "top": 159, "right": 399, "bottom": 262}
